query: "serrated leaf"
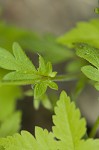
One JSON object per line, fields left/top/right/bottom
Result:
{"left": 0, "top": 91, "right": 99, "bottom": 150}
{"left": 52, "top": 91, "right": 86, "bottom": 149}
{"left": 81, "top": 66, "right": 99, "bottom": 82}
{"left": 0, "top": 128, "right": 57, "bottom": 150}
{"left": 13, "top": 42, "right": 36, "bottom": 72}
{"left": 0, "top": 42, "right": 36, "bottom": 73}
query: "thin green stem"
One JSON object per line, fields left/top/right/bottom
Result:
{"left": 89, "top": 116, "right": 99, "bottom": 138}
{"left": 52, "top": 74, "right": 78, "bottom": 82}
{"left": 0, "top": 74, "right": 78, "bottom": 86}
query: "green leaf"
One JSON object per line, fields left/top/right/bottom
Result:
{"left": 33, "top": 80, "right": 58, "bottom": 109}
{"left": 0, "top": 43, "right": 58, "bottom": 108}
{"left": 0, "top": 128, "right": 57, "bottom": 150}
{"left": 0, "top": 47, "right": 17, "bottom": 70}
{"left": 0, "top": 85, "right": 22, "bottom": 121}
{"left": 81, "top": 66, "right": 99, "bottom": 82}
{"left": 13, "top": 42, "right": 36, "bottom": 72}
{"left": 34, "top": 82, "right": 47, "bottom": 99}
{"left": 38, "top": 55, "right": 46, "bottom": 74}
{"left": 38, "top": 55, "right": 57, "bottom": 77}
{"left": 76, "top": 139, "right": 99, "bottom": 150}
{"left": 0, "top": 112, "right": 21, "bottom": 138}
{"left": 76, "top": 43, "right": 99, "bottom": 68}
{"left": 45, "top": 62, "right": 57, "bottom": 77}
{"left": 47, "top": 81, "right": 58, "bottom": 90}
{"left": 0, "top": 42, "right": 36, "bottom": 73}
{"left": 76, "top": 43, "right": 99, "bottom": 90}
{"left": 3, "top": 72, "right": 40, "bottom": 81}
{"left": 0, "top": 43, "right": 57, "bottom": 98}
{"left": 58, "top": 19, "right": 99, "bottom": 49}
{"left": 52, "top": 91, "right": 86, "bottom": 149}
{"left": 41, "top": 94, "right": 52, "bottom": 109}
{"left": 0, "top": 91, "right": 99, "bottom": 150}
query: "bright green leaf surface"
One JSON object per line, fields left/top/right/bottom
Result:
{"left": 76, "top": 139, "right": 99, "bottom": 150}
{"left": 1, "top": 91, "right": 99, "bottom": 150}
{"left": 53, "top": 91, "right": 86, "bottom": 149}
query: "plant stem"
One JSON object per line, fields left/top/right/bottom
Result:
{"left": 89, "top": 116, "right": 99, "bottom": 138}
{"left": 52, "top": 74, "right": 78, "bottom": 82}
{"left": 0, "top": 74, "right": 78, "bottom": 85}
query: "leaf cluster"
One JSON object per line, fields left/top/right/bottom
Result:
{"left": 0, "top": 42, "right": 58, "bottom": 108}
{"left": 0, "top": 91, "right": 99, "bottom": 150}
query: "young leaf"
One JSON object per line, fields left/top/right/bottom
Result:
{"left": 1, "top": 91, "right": 99, "bottom": 150}
{"left": 34, "top": 82, "right": 47, "bottom": 99}
{"left": 52, "top": 91, "right": 86, "bottom": 149}
{"left": 47, "top": 80, "right": 58, "bottom": 90}
{"left": 0, "top": 43, "right": 58, "bottom": 102}
{"left": 38, "top": 55, "right": 57, "bottom": 77}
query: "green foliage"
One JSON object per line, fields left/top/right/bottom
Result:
{"left": 58, "top": 19, "right": 99, "bottom": 49}
{"left": 0, "top": 85, "right": 22, "bottom": 121}
{"left": 0, "top": 10, "right": 99, "bottom": 150}
{"left": 0, "top": 91, "right": 99, "bottom": 150}
{"left": 0, "top": 112, "right": 21, "bottom": 138}
{"left": 0, "top": 42, "right": 58, "bottom": 107}
{"left": 0, "top": 22, "right": 73, "bottom": 64}
{"left": 76, "top": 43, "right": 99, "bottom": 90}
{"left": 0, "top": 85, "right": 22, "bottom": 138}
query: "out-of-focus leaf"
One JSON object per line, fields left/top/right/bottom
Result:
{"left": 0, "top": 85, "right": 22, "bottom": 121}
{"left": 0, "top": 112, "right": 21, "bottom": 137}
{"left": 0, "top": 22, "right": 73, "bottom": 64}
{"left": 58, "top": 19, "right": 99, "bottom": 49}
